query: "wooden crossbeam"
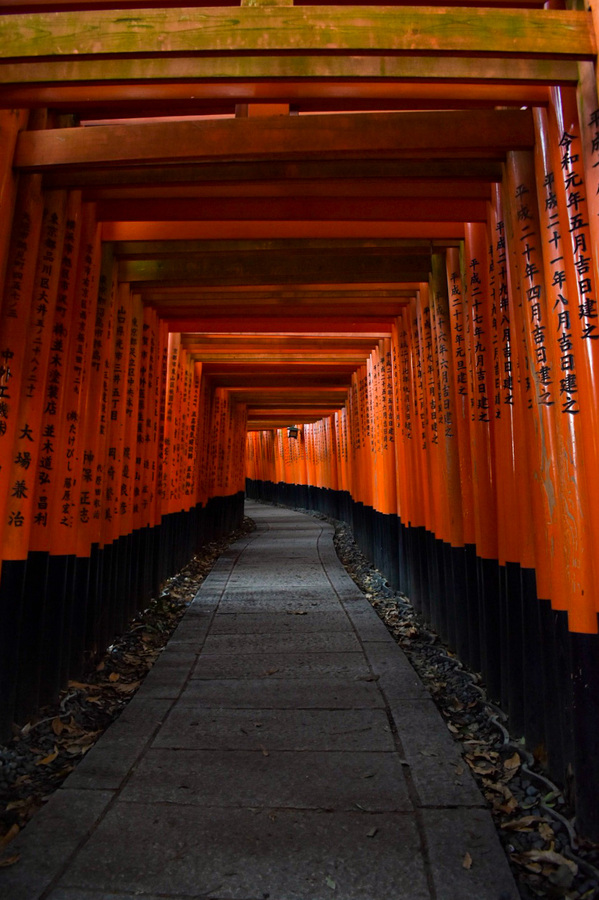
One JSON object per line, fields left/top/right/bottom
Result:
{"left": 0, "top": 1, "right": 550, "bottom": 11}
{"left": 0, "top": 58, "right": 578, "bottom": 111}
{"left": 113, "top": 238, "right": 458, "bottom": 257}
{"left": 101, "top": 196, "right": 488, "bottom": 222}
{"left": 201, "top": 370, "right": 355, "bottom": 384}
{"left": 49, "top": 160, "right": 504, "bottom": 189}
{"left": 120, "top": 252, "right": 433, "bottom": 285}
{"left": 0, "top": 56, "right": 576, "bottom": 88}
{"left": 169, "top": 316, "right": 394, "bottom": 334}
{"left": 99, "top": 182, "right": 492, "bottom": 202}
{"left": 103, "top": 221, "right": 466, "bottom": 241}
{"left": 0, "top": 7, "right": 592, "bottom": 60}
{"left": 191, "top": 352, "right": 370, "bottom": 361}
{"left": 14, "top": 110, "right": 534, "bottom": 171}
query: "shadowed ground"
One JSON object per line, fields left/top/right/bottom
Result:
{"left": 0, "top": 502, "right": 518, "bottom": 900}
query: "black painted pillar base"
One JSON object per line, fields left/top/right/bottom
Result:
{"left": 15, "top": 551, "right": 48, "bottom": 724}
{"left": 570, "top": 626, "right": 599, "bottom": 841}
{"left": 38, "top": 554, "right": 70, "bottom": 707}
{"left": 477, "top": 556, "right": 501, "bottom": 702}
{"left": 0, "top": 559, "right": 27, "bottom": 740}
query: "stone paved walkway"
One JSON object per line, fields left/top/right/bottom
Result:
{"left": 1, "top": 502, "right": 519, "bottom": 900}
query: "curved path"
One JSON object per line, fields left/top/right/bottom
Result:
{"left": 1, "top": 502, "right": 518, "bottom": 900}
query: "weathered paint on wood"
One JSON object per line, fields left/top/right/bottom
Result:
{"left": 0, "top": 55, "right": 579, "bottom": 86}
{"left": 0, "top": 7, "right": 592, "bottom": 59}
{"left": 119, "top": 252, "right": 434, "bottom": 285}
{"left": 112, "top": 238, "right": 458, "bottom": 257}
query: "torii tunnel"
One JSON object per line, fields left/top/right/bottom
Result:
{"left": 1, "top": 0, "right": 599, "bottom": 838}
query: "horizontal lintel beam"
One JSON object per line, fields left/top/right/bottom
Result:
{"left": 169, "top": 317, "right": 394, "bottom": 335}
{"left": 122, "top": 254, "right": 433, "bottom": 285}
{"left": 52, "top": 160, "right": 504, "bottom": 189}
{"left": 0, "top": 55, "right": 579, "bottom": 90}
{"left": 0, "top": 8, "right": 592, "bottom": 60}
{"left": 102, "top": 221, "right": 466, "bottom": 241}
{"left": 103, "top": 197, "right": 487, "bottom": 223}
{"left": 14, "top": 110, "right": 533, "bottom": 171}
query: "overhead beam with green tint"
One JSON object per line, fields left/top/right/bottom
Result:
{"left": 0, "top": 7, "right": 592, "bottom": 59}
{"left": 112, "top": 238, "right": 458, "bottom": 258}
{"left": 0, "top": 55, "right": 579, "bottom": 88}
{"left": 14, "top": 110, "right": 534, "bottom": 171}
{"left": 120, "top": 252, "right": 433, "bottom": 286}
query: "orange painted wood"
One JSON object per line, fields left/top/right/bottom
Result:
{"left": 97, "top": 196, "right": 489, "bottom": 223}
{"left": 504, "top": 152, "right": 566, "bottom": 607}
{"left": 1, "top": 189, "right": 68, "bottom": 561}
{"left": 0, "top": 175, "right": 44, "bottom": 551}
{"left": 487, "top": 187, "right": 522, "bottom": 568}
{"left": 445, "top": 248, "right": 476, "bottom": 547}
{"left": 75, "top": 243, "right": 118, "bottom": 556}
{"left": 430, "top": 253, "right": 464, "bottom": 548}
{"left": 52, "top": 204, "right": 101, "bottom": 556}
{"left": 169, "top": 317, "right": 394, "bottom": 335}
{"left": 28, "top": 190, "right": 83, "bottom": 554}
{"left": 0, "top": 110, "right": 28, "bottom": 301}
{"left": 540, "top": 92, "right": 599, "bottom": 631}
{"left": 103, "top": 221, "right": 466, "bottom": 241}
{"left": 463, "top": 223, "right": 498, "bottom": 561}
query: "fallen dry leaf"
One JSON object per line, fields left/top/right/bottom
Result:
{"left": 512, "top": 854, "right": 543, "bottom": 874}
{"left": 501, "top": 816, "right": 540, "bottom": 832}
{"left": 108, "top": 672, "right": 120, "bottom": 683}
{"left": 67, "top": 681, "right": 101, "bottom": 693}
{"left": 0, "top": 854, "right": 20, "bottom": 868}
{"left": 113, "top": 681, "right": 141, "bottom": 693}
{"left": 462, "top": 852, "right": 473, "bottom": 870}
{"left": 51, "top": 717, "right": 65, "bottom": 736}
{"left": 503, "top": 752, "right": 521, "bottom": 771}
{"left": 36, "top": 750, "right": 58, "bottom": 766}
{"left": 0, "top": 824, "right": 19, "bottom": 847}
{"left": 538, "top": 821, "right": 554, "bottom": 842}
{"left": 519, "top": 849, "right": 577, "bottom": 876}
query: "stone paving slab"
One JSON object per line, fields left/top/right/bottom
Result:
{"left": 209, "top": 610, "right": 353, "bottom": 633}
{"left": 206, "top": 594, "right": 341, "bottom": 612}
{"left": 0, "top": 789, "right": 114, "bottom": 900}
{"left": 226, "top": 572, "right": 330, "bottom": 585}
{"left": 191, "top": 650, "right": 371, "bottom": 680}
{"left": 361, "top": 641, "right": 430, "bottom": 698}
{"left": 48, "top": 892, "right": 193, "bottom": 900}
{"left": 201, "top": 631, "right": 362, "bottom": 654}
{"left": 153, "top": 707, "right": 395, "bottom": 751}
{"left": 55, "top": 807, "right": 431, "bottom": 900}
{"left": 177, "top": 677, "right": 387, "bottom": 709}
{"left": 64, "top": 698, "right": 173, "bottom": 790}
{"left": 421, "top": 807, "right": 519, "bottom": 899}
{"left": 119, "top": 748, "right": 413, "bottom": 810}
{"left": 387, "top": 698, "right": 485, "bottom": 807}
